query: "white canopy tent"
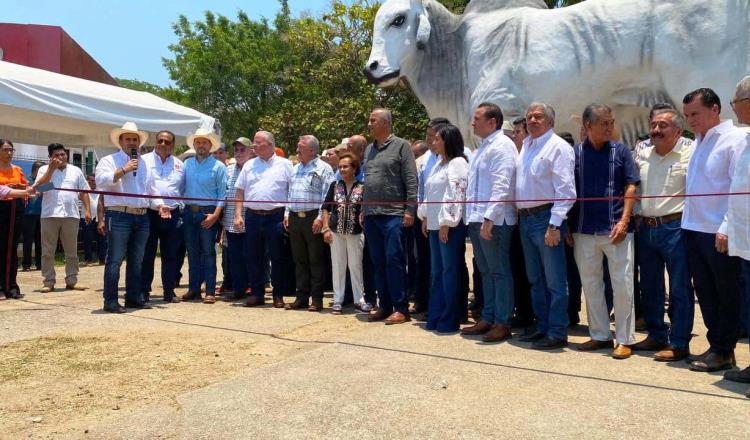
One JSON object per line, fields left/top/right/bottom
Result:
{"left": 0, "top": 60, "right": 216, "bottom": 150}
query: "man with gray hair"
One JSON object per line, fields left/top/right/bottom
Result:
{"left": 631, "top": 107, "right": 695, "bottom": 362}
{"left": 284, "top": 135, "right": 335, "bottom": 312}
{"left": 515, "top": 102, "right": 576, "bottom": 350}
{"left": 570, "top": 103, "right": 640, "bottom": 359}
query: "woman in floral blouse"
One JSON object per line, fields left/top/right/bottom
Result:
{"left": 417, "top": 124, "right": 469, "bottom": 332}
{"left": 322, "top": 153, "right": 369, "bottom": 314}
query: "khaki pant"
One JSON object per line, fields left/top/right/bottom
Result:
{"left": 41, "top": 217, "right": 80, "bottom": 287}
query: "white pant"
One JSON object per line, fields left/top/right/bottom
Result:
{"left": 331, "top": 232, "right": 365, "bottom": 306}
{"left": 573, "top": 233, "right": 636, "bottom": 345}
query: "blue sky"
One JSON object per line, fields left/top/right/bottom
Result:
{"left": 3, "top": 0, "right": 335, "bottom": 86}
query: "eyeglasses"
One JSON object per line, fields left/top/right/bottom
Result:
{"left": 156, "top": 139, "right": 173, "bottom": 145}
{"left": 730, "top": 97, "right": 750, "bottom": 108}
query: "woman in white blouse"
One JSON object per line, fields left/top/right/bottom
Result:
{"left": 418, "top": 124, "right": 469, "bottom": 333}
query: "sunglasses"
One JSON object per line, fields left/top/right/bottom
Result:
{"left": 156, "top": 139, "right": 173, "bottom": 145}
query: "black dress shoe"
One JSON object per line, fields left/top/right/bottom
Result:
{"left": 285, "top": 298, "right": 309, "bottom": 310}
{"left": 104, "top": 303, "right": 127, "bottom": 313}
{"left": 532, "top": 336, "right": 568, "bottom": 350}
{"left": 519, "top": 329, "right": 545, "bottom": 342}
{"left": 689, "top": 352, "right": 736, "bottom": 372}
{"left": 124, "top": 301, "right": 153, "bottom": 309}
{"left": 7, "top": 289, "right": 23, "bottom": 299}
{"left": 724, "top": 366, "right": 750, "bottom": 383}
{"left": 163, "top": 295, "right": 181, "bottom": 303}
{"left": 181, "top": 290, "right": 202, "bottom": 301}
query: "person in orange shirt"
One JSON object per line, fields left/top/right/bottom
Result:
{"left": 0, "top": 139, "right": 31, "bottom": 299}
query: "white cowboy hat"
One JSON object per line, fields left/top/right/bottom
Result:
{"left": 187, "top": 128, "right": 222, "bottom": 153}
{"left": 110, "top": 122, "right": 148, "bottom": 149}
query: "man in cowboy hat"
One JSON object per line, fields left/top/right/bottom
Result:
{"left": 96, "top": 122, "right": 167, "bottom": 313}
{"left": 180, "top": 128, "right": 227, "bottom": 304}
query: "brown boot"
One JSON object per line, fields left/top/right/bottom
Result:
{"left": 481, "top": 325, "right": 512, "bottom": 342}
{"left": 460, "top": 320, "right": 493, "bottom": 335}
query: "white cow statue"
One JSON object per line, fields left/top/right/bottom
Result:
{"left": 365, "top": 0, "right": 750, "bottom": 145}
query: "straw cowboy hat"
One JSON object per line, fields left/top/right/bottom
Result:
{"left": 110, "top": 122, "right": 148, "bottom": 149}
{"left": 187, "top": 128, "right": 222, "bottom": 153}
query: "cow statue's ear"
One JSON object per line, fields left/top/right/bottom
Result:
{"left": 416, "top": 9, "right": 431, "bottom": 50}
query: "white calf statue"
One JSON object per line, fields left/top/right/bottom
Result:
{"left": 365, "top": 0, "right": 750, "bottom": 145}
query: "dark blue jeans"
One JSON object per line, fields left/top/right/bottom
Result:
{"left": 427, "top": 223, "right": 467, "bottom": 332}
{"left": 685, "top": 230, "right": 742, "bottom": 354}
{"left": 638, "top": 220, "right": 694, "bottom": 349}
{"left": 103, "top": 210, "right": 150, "bottom": 306}
{"left": 364, "top": 215, "right": 408, "bottom": 315}
{"left": 183, "top": 207, "right": 220, "bottom": 295}
{"left": 227, "top": 231, "right": 249, "bottom": 296}
{"left": 468, "top": 222, "right": 515, "bottom": 326}
{"left": 142, "top": 209, "right": 183, "bottom": 298}
{"left": 244, "top": 210, "right": 285, "bottom": 299}
{"left": 519, "top": 210, "right": 569, "bottom": 340}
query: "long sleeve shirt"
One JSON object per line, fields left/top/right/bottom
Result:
{"left": 142, "top": 152, "right": 185, "bottom": 210}
{"left": 728, "top": 138, "right": 750, "bottom": 260}
{"left": 235, "top": 154, "right": 293, "bottom": 211}
{"left": 515, "top": 129, "right": 576, "bottom": 227}
{"left": 362, "top": 135, "right": 418, "bottom": 217}
{"left": 466, "top": 130, "right": 518, "bottom": 225}
{"left": 418, "top": 156, "right": 469, "bottom": 230}
{"left": 183, "top": 155, "right": 227, "bottom": 208}
{"left": 682, "top": 120, "right": 745, "bottom": 234}
{"left": 95, "top": 149, "right": 151, "bottom": 208}
{"left": 285, "top": 157, "right": 335, "bottom": 220}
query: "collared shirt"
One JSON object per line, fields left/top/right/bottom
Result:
{"left": 633, "top": 136, "right": 693, "bottom": 160}
{"left": 235, "top": 154, "right": 293, "bottom": 211}
{"left": 466, "top": 130, "right": 517, "bottom": 225}
{"left": 419, "top": 157, "right": 469, "bottom": 230}
{"left": 570, "top": 139, "right": 639, "bottom": 235}
{"left": 683, "top": 120, "right": 745, "bottom": 234}
{"left": 636, "top": 140, "right": 693, "bottom": 217}
{"left": 184, "top": 155, "right": 227, "bottom": 208}
{"left": 286, "top": 157, "right": 335, "bottom": 219}
{"left": 96, "top": 150, "right": 151, "bottom": 208}
{"left": 728, "top": 138, "right": 750, "bottom": 260}
{"left": 222, "top": 163, "right": 245, "bottom": 233}
{"left": 515, "top": 129, "right": 576, "bottom": 227}
{"left": 142, "top": 152, "right": 185, "bottom": 210}
{"left": 38, "top": 164, "right": 89, "bottom": 219}
{"left": 363, "top": 135, "right": 418, "bottom": 217}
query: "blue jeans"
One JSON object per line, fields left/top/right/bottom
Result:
{"left": 227, "top": 231, "right": 248, "bottom": 296}
{"left": 686, "top": 230, "right": 742, "bottom": 354}
{"left": 183, "top": 207, "right": 220, "bottom": 295}
{"left": 519, "top": 210, "right": 569, "bottom": 340}
{"left": 244, "top": 210, "right": 285, "bottom": 299}
{"left": 427, "top": 223, "right": 467, "bottom": 332}
{"left": 638, "top": 219, "right": 694, "bottom": 349}
{"left": 142, "top": 209, "right": 183, "bottom": 298}
{"left": 364, "top": 215, "right": 408, "bottom": 315}
{"left": 103, "top": 210, "right": 150, "bottom": 306}
{"left": 468, "top": 222, "right": 515, "bottom": 326}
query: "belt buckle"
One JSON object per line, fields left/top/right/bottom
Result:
{"left": 189, "top": 205, "right": 200, "bottom": 213}
{"left": 645, "top": 217, "right": 658, "bottom": 228}
{"left": 297, "top": 211, "right": 307, "bottom": 218}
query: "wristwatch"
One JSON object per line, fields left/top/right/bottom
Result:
{"left": 547, "top": 224, "right": 559, "bottom": 231}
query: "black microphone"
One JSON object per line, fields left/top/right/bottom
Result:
{"left": 130, "top": 148, "right": 138, "bottom": 177}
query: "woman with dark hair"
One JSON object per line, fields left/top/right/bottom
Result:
{"left": 0, "top": 139, "right": 30, "bottom": 299}
{"left": 417, "top": 124, "right": 468, "bottom": 332}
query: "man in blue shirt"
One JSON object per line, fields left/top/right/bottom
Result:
{"left": 181, "top": 129, "right": 227, "bottom": 304}
{"left": 569, "top": 104, "right": 640, "bottom": 359}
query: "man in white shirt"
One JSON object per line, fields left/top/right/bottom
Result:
{"left": 460, "top": 103, "right": 518, "bottom": 343}
{"left": 33, "top": 143, "right": 91, "bottom": 292}
{"left": 234, "top": 131, "right": 293, "bottom": 308}
{"left": 140, "top": 130, "right": 185, "bottom": 304}
{"left": 96, "top": 122, "right": 164, "bottom": 313}
{"left": 515, "top": 102, "right": 576, "bottom": 350}
{"left": 724, "top": 77, "right": 750, "bottom": 391}
{"left": 681, "top": 88, "right": 745, "bottom": 372}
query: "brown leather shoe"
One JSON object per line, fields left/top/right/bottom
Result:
{"left": 612, "top": 344, "right": 632, "bottom": 359}
{"left": 460, "top": 320, "right": 493, "bottom": 335}
{"left": 368, "top": 310, "right": 390, "bottom": 322}
{"left": 631, "top": 337, "right": 669, "bottom": 352}
{"left": 654, "top": 346, "right": 690, "bottom": 362}
{"left": 181, "top": 290, "right": 202, "bottom": 301}
{"left": 689, "top": 352, "right": 736, "bottom": 372}
{"left": 245, "top": 296, "right": 266, "bottom": 307}
{"left": 308, "top": 299, "right": 323, "bottom": 312}
{"left": 285, "top": 298, "right": 308, "bottom": 310}
{"left": 577, "top": 339, "right": 614, "bottom": 351}
{"left": 65, "top": 283, "right": 88, "bottom": 291}
{"left": 272, "top": 297, "right": 285, "bottom": 308}
{"left": 384, "top": 311, "right": 410, "bottom": 325}
{"left": 482, "top": 325, "right": 512, "bottom": 342}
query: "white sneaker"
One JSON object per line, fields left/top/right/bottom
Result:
{"left": 332, "top": 303, "right": 342, "bottom": 314}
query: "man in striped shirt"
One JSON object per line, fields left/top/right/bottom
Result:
{"left": 222, "top": 137, "right": 253, "bottom": 300}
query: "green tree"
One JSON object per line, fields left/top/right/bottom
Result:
{"left": 116, "top": 78, "right": 184, "bottom": 103}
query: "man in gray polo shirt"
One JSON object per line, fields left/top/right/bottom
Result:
{"left": 362, "top": 108, "right": 418, "bottom": 325}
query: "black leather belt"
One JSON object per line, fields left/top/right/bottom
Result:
{"left": 247, "top": 207, "right": 284, "bottom": 216}
{"left": 518, "top": 203, "right": 553, "bottom": 218}
{"left": 290, "top": 209, "right": 318, "bottom": 218}
{"left": 186, "top": 205, "right": 216, "bottom": 213}
{"left": 641, "top": 212, "right": 682, "bottom": 228}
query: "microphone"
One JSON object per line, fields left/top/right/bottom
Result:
{"left": 130, "top": 148, "right": 138, "bottom": 177}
